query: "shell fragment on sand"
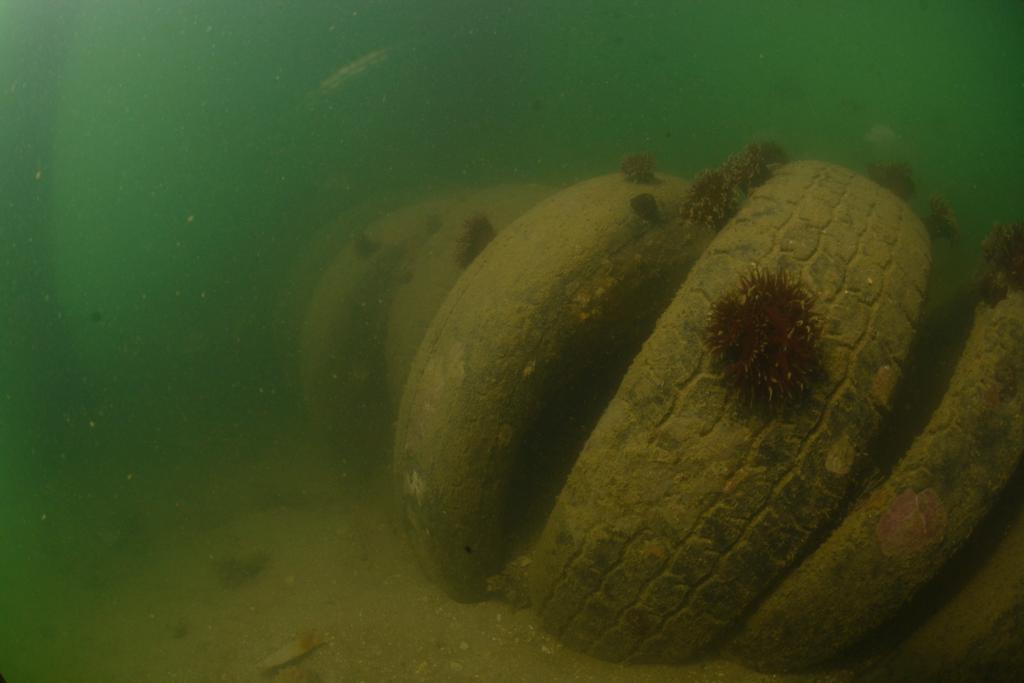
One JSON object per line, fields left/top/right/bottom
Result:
{"left": 258, "top": 631, "right": 328, "bottom": 672}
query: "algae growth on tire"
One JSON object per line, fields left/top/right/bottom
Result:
{"left": 728, "top": 289, "right": 1024, "bottom": 671}
{"left": 528, "top": 161, "right": 931, "bottom": 663}
{"left": 389, "top": 160, "right": 1024, "bottom": 674}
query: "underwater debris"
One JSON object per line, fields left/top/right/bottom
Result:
{"left": 722, "top": 142, "right": 788, "bottom": 194}
{"left": 620, "top": 152, "right": 656, "bottom": 183}
{"left": 454, "top": 213, "right": 496, "bottom": 269}
{"left": 923, "top": 194, "right": 960, "bottom": 242}
{"left": 259, "top": 631, "right": 328, "bottom": 672}
{"left": 680, "top": 167, "right": 739, "bottom": 231}
{"left": 629, "top": 193, "right": 661, "bottom": 223}
{"left": 867, "top": 162, "right": 915, "bottom": 201}
{"left": 980, "top": 222, "right": 1024, "bottom": 303}
{"left": 216, "top": 550, "right": 270, "bottom": 588}
{"left": 705, "top": 268, "right": 822, "bottom": 405}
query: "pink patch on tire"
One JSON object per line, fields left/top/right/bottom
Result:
{"left": 875, "top": 488, "right": 947, "bottom": 559}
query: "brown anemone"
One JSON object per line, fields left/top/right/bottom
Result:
{"left": 621, "top": 152, "right": 656, "bottom": 183}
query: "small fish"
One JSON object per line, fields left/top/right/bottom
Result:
{"left": 318, "top": 48, "right": 390, "bottom": 93}
{"left": 258, "top": 631, "right": 328, "bottom": 671}
{"left": 863, "top": 123, "right": 900, "bottom": 146}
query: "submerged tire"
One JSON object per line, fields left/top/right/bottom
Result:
{"left": 393, "top": 172, "right": 712, "bottom": 601}
{"left": 384, "top": 184, "right": 556, "bottom": 404}
{"left": 729, "top": 290, "right": 1024, "bottom": 671}
{"left": 861, "top": 445, "right": 1024, "bottom": 683}
{"left": 298, "top": 203, "right": 436, "bottom": 453}
{"left": 528, "top": 161, "right": 932, "bottom": 662}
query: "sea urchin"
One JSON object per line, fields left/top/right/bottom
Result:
{"left": 983, "top": 222, "right": 1024, "bottom": 287}
{"left": 979, "top": 221, "right": 1024, "bottom": 304}
{"left": 722, "top": 141, "right": 787, "bottom": 194}
{"left": 706, "top": 268, "right": 822, "bottom": 404}
{"left": 621, "top": 152, "right": 656, "bottom": 183}
{"left": 680, "top": 167, "right": 739, "bottom": 231}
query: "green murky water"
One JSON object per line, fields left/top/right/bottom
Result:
{"left": 2, "top": 2, "right": 1023, "bottom": 681}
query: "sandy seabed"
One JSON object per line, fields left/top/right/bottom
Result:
{"left": 29, "top": 422, "right": 851, "bottom": 683}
